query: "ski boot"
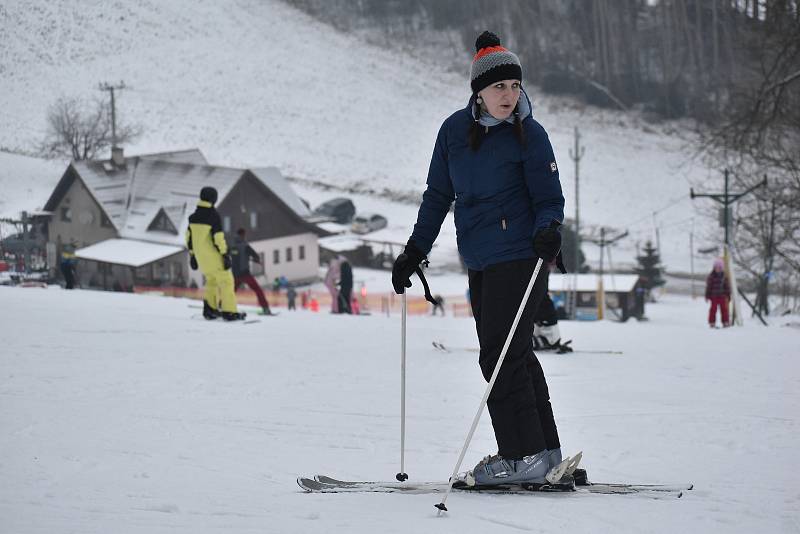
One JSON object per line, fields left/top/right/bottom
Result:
{"left": 470, "top": 450, "right": 574, "bottom": 490}
{"left": 203, "top": 300, "right": 220, "bottom": 320}
{"left": 222, "top": 311, "right": 247, "bottom": 321}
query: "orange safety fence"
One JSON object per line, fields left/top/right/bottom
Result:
{"left": 132, "top": 285, "right": 473, "bottom": 317}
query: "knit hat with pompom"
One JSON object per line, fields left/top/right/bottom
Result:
{"left": 470, "top": 31, "right": 522, "bottom": 94}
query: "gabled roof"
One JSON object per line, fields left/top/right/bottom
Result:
{"left": 43, "top": 151, "right": 323, "bottom": 247}
{"left": 67, "top": 158, "right": 245, "bottom": 246}
{"left": 250, "top": 167, "right": 310, "bottom": 218}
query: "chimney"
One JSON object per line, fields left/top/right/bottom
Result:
{"left": 111, "top": 146, "right": 125, "bottom": 166}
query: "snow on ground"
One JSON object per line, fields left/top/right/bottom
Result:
{"left": 1, "top": 285, "right": 798, "bottom": 533}
{"left": 1, "top": 0, "right": 719, "bottom": 273}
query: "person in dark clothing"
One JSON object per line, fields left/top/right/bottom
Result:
{"left": 706, "top": 258, "right": 731, "bottom": 327}
{"left": 286, "top": 285, "right": 297, "bottom": 311}
{"left": 60, "top": 248, "right": 77, "bottom": 289}
{"left": 532, "top": 267, "right": 571, "bottom": 352}
{"left": 392, "top": 31, "right": 568, "bottom": 487}
{"left": 231, "top": 228, "right": 272, "bottom": 315}
{"left": 338, "top": 257, "right": 353, "bottom": 314}
{"left": 185, "top": 187, "right": 245, "bottom": 321}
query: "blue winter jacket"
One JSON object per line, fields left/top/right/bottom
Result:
{"left": 410, "top": 93, "right": 565, "bottom": 271}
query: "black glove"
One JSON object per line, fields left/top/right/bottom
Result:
{"left": 533, "top": 226, "right": 562, "bottom": 262}
{"left": 222, "top": 254, "right": 232, "bottom": 270}
{"left": 190, "top": 255, "right": 198, "bottom": 270}
{"left": 392, "top": 241, "right": 426, "bottom": 294}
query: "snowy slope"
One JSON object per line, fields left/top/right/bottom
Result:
{"left": 0, "top": 0, "right": 718, "bottom": 273}
{"left": 1, "top": 286, "right": 798, "bottom": 533}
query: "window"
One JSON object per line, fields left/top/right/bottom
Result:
{"left": 223, "top": 216, "right": 231, "bottom": 233}
{"left": 286, "top": 247, "right": 293, "bottom": 262}
{"left": 61, "top": 207, "right": 72, "bottom": 222}
{"left": 250, "top": 211, "right": 258, "bottom": 229}
{"left": 147, "top": 210, "right": 177, "bottom": 234}
{"left": 273, "top": 250, "right": 280, "bottom": 264}
{"left": 299, "top": 245, "right": 305, "bottom": 260}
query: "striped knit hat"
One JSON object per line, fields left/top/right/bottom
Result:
{"left": 470, "top": 31, "right": 522, "bottom": 94}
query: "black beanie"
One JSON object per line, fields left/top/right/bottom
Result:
{"left": 200, "top": 186, "right": 218, "bottom": 205}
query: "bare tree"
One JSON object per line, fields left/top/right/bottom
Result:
{"left": 698, "top": 10, "right": 800, "bottom": 310}
{"left": 41, "top": 97, "right": 140, "bottom": 161}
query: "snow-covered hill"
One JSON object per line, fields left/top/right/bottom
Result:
{"left": 0, "top": 0, "right": 718, "bottom": 272}
{"left": 1, "top": 286, "right": 798, "bottom": 533}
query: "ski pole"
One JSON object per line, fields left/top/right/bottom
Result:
{"left": 435, "top": 257, "right": 545, "bottom": 513}
{"left": 396, "top": 291, "right": 409, "bottom": 482}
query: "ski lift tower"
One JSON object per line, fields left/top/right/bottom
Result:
{"left": 690, "top": 169, "right": 766, "bottom": 326}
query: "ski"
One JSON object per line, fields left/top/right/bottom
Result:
{"left": 432, "top": 341, "right": 622, "bottom": 355}
{"left": 298, "top": 475, "right": 692, "bottom": 498}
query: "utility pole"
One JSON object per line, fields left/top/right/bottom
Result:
{"left": 690, "top": 169, "right": 767, "bottom": 326}
{"left": 584, "top": 227, "right": 627, "bottom": 320}
{"left": 568, "top": 126, "right": 585, "bottom": 319}
{"left": 98, "top": 81, "right": 126, "bottom": 147}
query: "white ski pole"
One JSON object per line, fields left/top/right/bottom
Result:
{"left": 396, "top": 291, "right": 409, "bottom": 481}
{"left": 435, "top": 257, "right": 545, "bottom": 513}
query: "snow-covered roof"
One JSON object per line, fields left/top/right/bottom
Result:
{"left": 43, "top": 151, "right": 320, "bottom": 247}
{"left": 74, "top": 238, "right": 184, "bottom": 267}
{"left": 549, "top": 273, "right": 639, "bottom": 293}
{"left": 318, "top": 235, "right": 366, "bottom": 252}
{"left": 66, "top": 158, "right": 244, "bottom": 247}
{"left": 250, "top": 167, "right": 310, "bottom": 217}
{"left": 315, "top": 221, "right": 349, "bottom": 234}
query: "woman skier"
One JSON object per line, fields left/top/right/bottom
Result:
{"left": 392, "top": 31, "right": 569, "bottom": 487}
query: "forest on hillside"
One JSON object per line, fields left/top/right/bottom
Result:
{"left": 284, "top": 0, "right": 800, "bottom": 311}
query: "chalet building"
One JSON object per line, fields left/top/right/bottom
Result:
{"left": 549, "top": 273, "right": 645, "bottom": 321}
{"left": 42, "top": 148, "right": 328, "bottom": 290}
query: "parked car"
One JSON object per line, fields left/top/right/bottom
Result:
{"left": 312, "top": 197, "right": 356, "bottom": 224}
{"left": 351, "top": 213, "right": 388, "bottom": 234}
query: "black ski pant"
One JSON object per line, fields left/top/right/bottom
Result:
{"left": 338, "top": 284, "right": 352, "bottom": 314}
{"left": 61, "top": 264, "right": 75, "bottom": 290}
{"left": 468, "top": 258, "right": 560, "bottom": 460}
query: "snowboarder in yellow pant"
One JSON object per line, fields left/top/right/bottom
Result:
{"left": 186, "top": 186, "right": 245, "bottom": 321}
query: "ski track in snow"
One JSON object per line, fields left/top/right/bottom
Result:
{"left": 1, "top": 285, "right": 798, "bottom": 533}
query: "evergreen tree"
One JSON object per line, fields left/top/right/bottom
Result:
{"left": 635, "top": 241, "right": 666, "bottom": 291}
